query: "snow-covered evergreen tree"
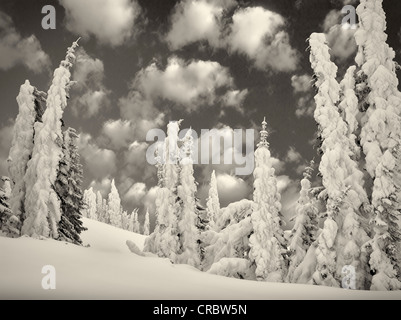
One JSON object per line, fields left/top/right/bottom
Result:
{"left": 2, "top": 177, "right": 11, "bottom": 199}
{"left": 96, "top": 191, "right": 105, "bottom": 222}
{"left": 339, "top": 66, "right": 364, "bottom": 162}
{"left": 129, "top": 209, "right": 140, "bottom": 233}
{"left": 144, "top": 121, "right": 181, "bottom": 261}
{"left": 102, "top": 198, "right": 108, "bottom": 224}
{"left": 353, "top": 0, "right": 401, "bottom": 290}
{"left": 143, "top": 209, "right": 150, "bottom": 236}
{"left": 107, "top": 179, "right": 122, "bottom": 228}
{"left": 23, "top": 39, "right": 80, "bottom": 238}
{"left": 249, "top": 118, "right": 287, "bottom": 282}
{"left": 355, "top": 0, "right": 401, "bottom": 175}
{"left": 177, "top": 129, "right": 200, "bottom": 268}
{"left": 82, "top": 188, "right": 97, "bottom": 220}
{"left": 287, "top": 162, "right": 319, "bottom": 283}
{"left": 56, "top": 128, "right": 86, "bottom": 245}
{"left": 196, "top": 198, "right": 209, "bottom": 266}
{"left": 206, "top": 170, "right": 220, "bottom": 231}
{"left": 363, "top": 145, "right": 401, "bottom": 290}
{"left": 121, "top": 210, "right": 130, "bottom": 231}
{"left": 0, "top": 181, "right": 12, "bottom": 235}
{"left": 309, "top": 33, "right": 370, "bottom": 288}
{"left": 5, "top": 81, "right": 37, "bottom": 237}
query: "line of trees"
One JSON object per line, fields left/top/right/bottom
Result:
{"left": 0, "top": 40, "right": 86, "bottom": 245}
{"left": 142, "top": 0, "right": 401, "bottom": 290}
{"left": 81, "top": 182, "right": 150, "bottom": 236}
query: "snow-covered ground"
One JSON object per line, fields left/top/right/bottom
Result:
{"left": 1, "top": 218, "right": 401, "bottom": 300}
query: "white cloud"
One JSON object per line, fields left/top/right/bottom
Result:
{"left": 291, "top": 74, "right": 311, "bottom": 93}
{"left": 295, "top": 95, "right": 315, "bottom": 118}
{"left": 322, "top": 10, "right": 356, "bottom": 62}
{"left": 59, "top": 0, "right": 142, "bottom": 46}
{"left": 166, "top": 0, "right": 233, "bottom": 50}
{"left": 71, "top": 49, "right": 109, "bottom": 118}
{"left": 74, "top": 90, "right": 109, "bottom": 118}
{"left": 228, "top": 7, "right": 299, "bottom": 72}
{"left": 127, "top": 57, "right": 247, "bottom": 113}
{"left": 100, "top": 120, "right": 134, "bottom": 150}
{"left": 78, "top": 133, "right": 117, "bottom": 180}
{"left": 73, "top": 49, "right": 105, "bottom": 85}
{"left": 89, "top": 177, "right": 112, "bottom": 198}
{"left": 221, "top": 89, "right": 249, "bottom": 113}
{"left": 277, "top": 175, "right": 292, "bottom": 193}
{"left": 216, "top": 173, "right": 250, "bottom": 207}
{"left": 0, "top": 11, "right": 51, "bottom": 73}
{"left": 280, "top": 181, "right": 300, "bottom": 229}
{"left": 285, "top": 146, "right": 303, "bottom": 164}
{"left": 122, "top": 141, "right": 155, "bottom": 184}
{"left": 166, "top": 3, "right": 299, "bottom": 73}
{"left": 291, "top": 74, "right": 315, "bottom": 118}
{"left": 123, "top": 182, "right": 147, "bottom": 207}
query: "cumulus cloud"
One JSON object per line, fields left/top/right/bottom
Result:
{"left": 216, "top": 173, "right": 250, "bottom": 207}
{"left": 124, "top": 57, "right": 247, "bottom": 115}
{"left": 166, "top": 0, "right": 234, "bottom": 50}
{"left": 78, "top": 133, "right": 117, "bottom": 180}
{"left": 0, "top": 11, "right": 51, "bottom": 73}
{"left": 123, "top": 182, "right": 147, "bottom": 207}
{"left": 59, "top": 0, "right": 142, "bottom": 46}
{"left": 122, "top": 141, "right": 156, "bottom": 184}
{"left": 291, "top": 75, "right": 311, "bottom": 93}
{"left": 291, "top": 74, "right": 315, "bottom": 118}
{"left": 280, "top": 181, "right": 300, "bottom": 228}
{"left": 100, "top": 120, "right": 134, "bottom": 150}
{"left": 89, "top": 177, "right": 112, "bottom": 198}
{"left": 322, "top": 10, "right": 357, "bottom": 62}
{"left": 277, "top": 175, "right": 292, "bottom": 193}
{"left": 71, "top": 48, "right": 110, "bottom": 118}
{"left": 165, "top": 2, "right": 299, "bottom": 73}
{"left": 228, "top": 7, "right": 299, "bottom": 72}
{"left": 285, "top": 146, "right": 303, "bottom": 164}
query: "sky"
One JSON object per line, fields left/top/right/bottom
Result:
{"left": 0, "top": 0, "right": 400, "bottom": 226}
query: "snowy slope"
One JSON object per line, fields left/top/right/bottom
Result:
{"left": 1, "top": 218, "right": 401, "bottom": 300}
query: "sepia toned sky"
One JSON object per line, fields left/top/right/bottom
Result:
{"left": 0, "top": 0, "right": 400, "bottom": 224}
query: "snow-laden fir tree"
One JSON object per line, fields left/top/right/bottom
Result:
{"left": 248, "top": 117, "right": 287, "bottom": 282}
{"left": 2, "top": 177, "right": 11, "bottom": 199}
{"left": 354, "top": 0, "right": 401, "bottom": 290}
{"left": 23, "top": 39, "right": 80, "bottom": 238}
{"left": 206, "top": 170, "right": 220, "bottom": 231}
{"left": 107, "top": 179, "right": 122, "bottom": 228}
{"left": 144, "top": 121, "right": 181, "bottom": 260}
{"left": 339, "top": 66, "right": 363, "bottom": 159}
{"left": 4, "top": 81, "right": 37, "bottom": 237}
{"left": 0, "top": 181, "right": 12, "bottom": 234}
{"left": 286, "top": 161, "right": 319, "bottom": 283}
{"left": 102, "top": 198, "right": 108, "bottom": 223}
{"left": 177, "top": 129, "right": 201, "bottom": 268}
{"left": 56, "top": 128, "right": 86, "bottom": 245}
{"left": 309, "top": 33, "right": 370, "bottom": 288}
{"left": 203, "top": 199, "right": 254, "bottom": 278}
{"left": 82, "top": 188, "right": 97, "bottom": 220}
{"left": 121, "top": 210, "right": 130, "bottom": 231}
{"left": 143, "top": 209, "right": 150, "bottom": 236}
{"left": 196, "top": 198, "right": 209, "bottom": 266}
{"left": 364, "top": 144, "right": 401, "bottom": 290}
{"left": 355, "top": 0, "right": 401, "bottom": 175}
{"left": 129, "top": 209, "right": 140, "bottom": 233}
{"left": 96, "top": 191, "right": 105, "bottom": 222}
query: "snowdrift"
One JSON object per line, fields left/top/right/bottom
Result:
{"left": 0, "top": 218, "right": 400, "bottom": 300}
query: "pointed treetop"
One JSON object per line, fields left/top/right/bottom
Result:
{"left": 304, "top": 160, "right": 315, "bottom": 180}
{"left": 258, "top": 116, "right": 269, "bottom": 148}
